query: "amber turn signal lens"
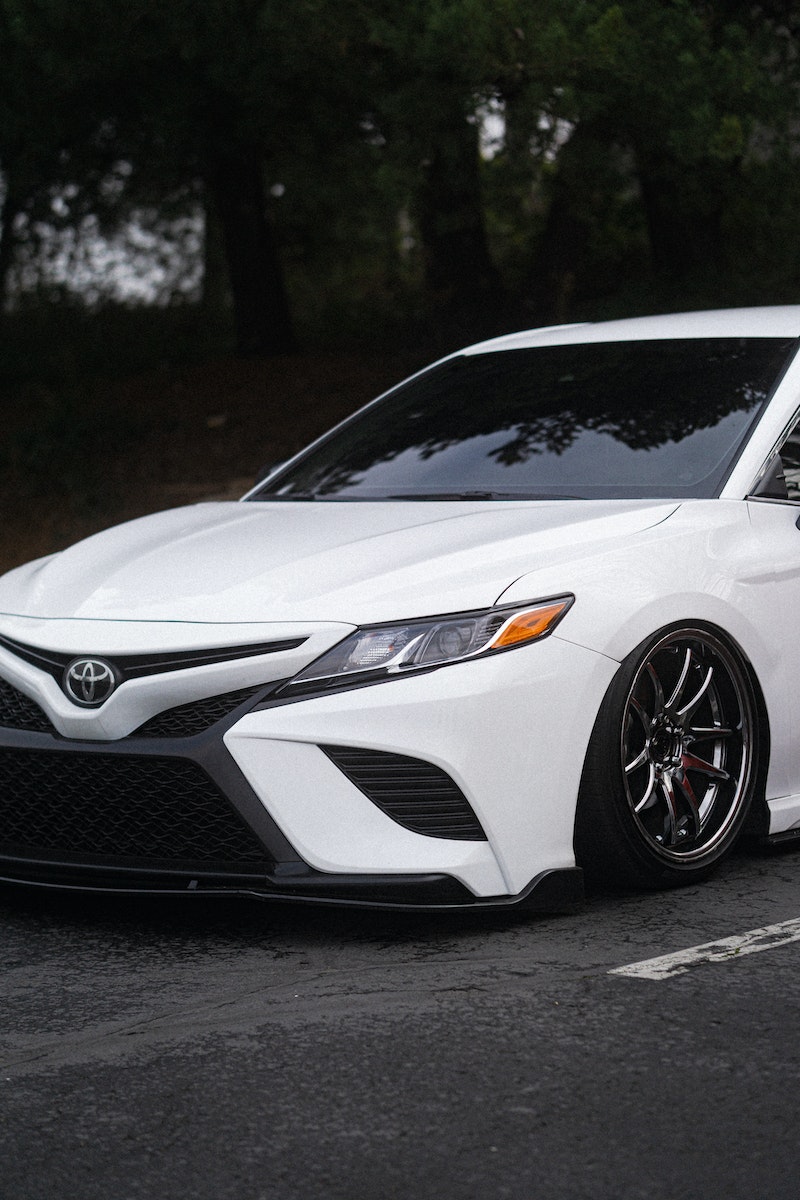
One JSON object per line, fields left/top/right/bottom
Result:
{"left": 489, "top": 601, "right": 571, "bottom": 649}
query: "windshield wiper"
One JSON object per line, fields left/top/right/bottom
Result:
{"left": 255, "top": 489, "right": 584, "bottom": 502}
{"left": 255, "top": 491, "right": 370, "bottom": 501}
{"left": 385, "top": 490, "right": 583, "bottom": 501}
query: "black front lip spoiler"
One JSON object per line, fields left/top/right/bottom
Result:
{"left": 0, "top": 860, "right": 584, "bottom": 913}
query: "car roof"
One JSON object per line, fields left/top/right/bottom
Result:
{"left": 464, "top": 306, "right": 800, "bottom": 354}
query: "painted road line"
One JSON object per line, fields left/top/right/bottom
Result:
{"left": 609, "top": 916, "right": 800, "bottom": 980}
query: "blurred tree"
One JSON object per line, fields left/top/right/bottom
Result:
{"left": 1, "top": 0, "right": 799, "bottom": 362}
{"left": 0, "top": 0, "right": 370, "bottom": 353}
{"left": 517, "top": 1, "right": 800, "bottom": 319}
{"left": 362, "top": 1, "right": 575, "bottom": 335}
{"left": 60, "top": 0, "right": 351, "bottom": 355}
{"left": 0, "top": 0, "right": 109, "bottom": 317}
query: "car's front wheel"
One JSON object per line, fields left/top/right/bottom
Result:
{"left": 575, "top": 625, "right": 761, "bottom": 888}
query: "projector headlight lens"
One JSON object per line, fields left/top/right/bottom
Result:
{"left": 281, "top": 595, "right": 573, "bottom": 695}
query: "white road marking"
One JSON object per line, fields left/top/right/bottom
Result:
{"left": 609, "top": 916, "right": 800, "bottom": 980}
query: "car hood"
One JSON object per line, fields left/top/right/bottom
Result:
{"left": 0, "top": 499, "right": 679, "bottom": 626}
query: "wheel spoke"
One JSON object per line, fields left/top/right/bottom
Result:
{"left": 645, "top": 663, "right": 665, "bottom": 714}
{"left": 665, "top": 646, "right": 693, "bottom": 712}
{"left": 625, "top": 746, "right": 649, "bottom": 773}
{"left": 659, "top": 774, "right": 681, "bottom": 844}
{"left": 632, "top": 764, "right": 657, "bottom": 812}
{"left": 681, "top": 750, "right": 729, "bottom": 782}
{"left": 685, "top": 725, "right": 734, "bottom": 744}
{"left": 676, "top": 664, "right": 714, "bottom": 724}
{"left": 629, "top": 695, "right": 651, "bottom": 729}
{"left": 674, "top": 770, "right": 703, "bottom": 838}
{"left": 624, "top": 696, "right": 651, "bottom": 773}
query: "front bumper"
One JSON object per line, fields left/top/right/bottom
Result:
{"left": 0, "top": 633, "right": 614, "bottom": 909}
{"left": 0, "top": 859, "right": 584, "bottom": 911}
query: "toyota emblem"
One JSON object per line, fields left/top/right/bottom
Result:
{"left": 63, "top": 658, "right": 119, "bottom": 707}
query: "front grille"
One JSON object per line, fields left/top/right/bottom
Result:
{"left": 0, "top": 748, "right": 269, "bottom": 864}
{"left": 133, "top": 686, "right": 264, "bottom": 738}
{"left": 0, "top": 679, "right": 55, "bottom": 734}
{"left": 321, "top": 745, "right": 487, "bottom": 840}
{"left": 0, "top": 678, "right": 262, "bottom": 739}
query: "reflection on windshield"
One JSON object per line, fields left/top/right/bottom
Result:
{"left": 253, "top": 338, "right": 797, "bottom": 501}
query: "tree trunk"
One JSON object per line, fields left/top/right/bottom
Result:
{"left": 525, "top": 124, "right": 607, "bottom": 326}
{"left": 200, "top": 191, "right": 231, "bottom": 319}
{"left": 0, "top": 181, "right": 20, "bottom": 319}
{"left": 207, "top": 148, "right": 296, "bottom": 356}
{"left": 415, "top": 108, "right": 503, "bottom": 332}
{"left": 636, "top": 165, "right": 725, "bottom": 282}
{"left": 526, "top": 190, "right": 592, "bottom": 326}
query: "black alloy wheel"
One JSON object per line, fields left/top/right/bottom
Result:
{"left": 575, "top": 625, "right": 761, "bottom": 889}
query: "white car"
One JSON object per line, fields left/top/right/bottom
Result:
{"left": 1, "top": 307, "right": 800, "bottom": 909}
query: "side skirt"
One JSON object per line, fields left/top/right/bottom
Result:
{"left": 766, "top": 793, "right": 800, "bottom": 840}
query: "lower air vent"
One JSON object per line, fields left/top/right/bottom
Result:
{"left": 320, "top": 745, "right": 487, "bottom": 841}
{"left": 0, "top": 749, "right": 269, "bottom": 864}
{"left": 0, "top": 679, "right": 55, "bottom": 734}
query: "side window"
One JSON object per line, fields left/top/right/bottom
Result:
{"left": 753, "top": 414, "right": 800, "bottom": 501}
{"left": 780, "top": 426, "right": 800, "bottom": 500}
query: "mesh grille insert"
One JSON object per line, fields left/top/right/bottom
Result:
{"left": 0, "top": 679, "right": 55, "bottom": 734}
{"left": 0, "top": 680, "right": 263, "bottom": 740}
{"left": 0, "top": 748, "right": 269, "bottom": 864}
{"left": 133, "top": 686, "right": 263, "bottom": 738}
{"left": 321, "top": 745, "right": 487, "bottom": 841}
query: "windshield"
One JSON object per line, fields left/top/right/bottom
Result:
{"left": 252, "top": 337, "right": 797, "bottom": 501}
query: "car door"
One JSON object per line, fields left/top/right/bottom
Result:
{"left": 747, "top": 409, "right": 800, "bottom": 835}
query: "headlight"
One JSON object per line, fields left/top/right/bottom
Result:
{"left": 280, "top": 595, "right": 574, "bottom": 695}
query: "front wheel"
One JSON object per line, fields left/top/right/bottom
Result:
{"left": 575, "top": 625, "right": 761, "bottom": 889}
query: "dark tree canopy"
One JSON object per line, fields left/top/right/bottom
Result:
{"left": 0, "top": 0, "right": 798, "bottom": 358}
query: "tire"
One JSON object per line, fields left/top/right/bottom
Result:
{"left": 574, "top": 624, "right": 761, "bottom": 889}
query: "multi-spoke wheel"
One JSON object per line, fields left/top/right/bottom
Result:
{"left": 575, "top": 625, "right": 761, "bottom": 888}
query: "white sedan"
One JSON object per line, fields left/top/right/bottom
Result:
{"left": 1, "top": 307, "right": 799, "bottom": 909}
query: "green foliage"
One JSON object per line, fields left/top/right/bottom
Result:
{"left": 0, "top": 0, "right": 799, "bottom": 367}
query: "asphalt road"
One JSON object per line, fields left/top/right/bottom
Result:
{"left": 2, "top": 843, "right": 799, "bottom": 1200}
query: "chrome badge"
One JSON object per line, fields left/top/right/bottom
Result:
{"left": 63, "top": 658, "right": 119, "bottom": 707}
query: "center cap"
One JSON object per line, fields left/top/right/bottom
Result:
{"left": 649, "top": 720, "right": 683, "bottom": 766}
{"left": 63, "top": 658, "right": 119, "bottom": 707}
